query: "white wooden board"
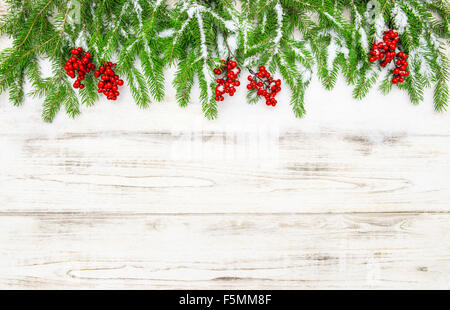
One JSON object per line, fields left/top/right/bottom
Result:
{"left": 0, "top": 0, "right": 449, "bottom": 289}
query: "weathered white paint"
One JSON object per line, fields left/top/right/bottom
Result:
{"left": 0, "top": 0, "right": 449, "bottom": 289}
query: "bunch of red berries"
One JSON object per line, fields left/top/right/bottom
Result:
{"left": 95, "top": 62, "right": 124, "bottom": 101}
{"left": 369, "top": 29, "right": 409, "bottom": 84}
{"left": 65, "top": 47, "right": 96, "bottom": 90}
{"left": 213, "top": 59, "right": 241, "bottom": 101}
{"left": 392, "top": 52, "right": 409, "bottom": 84}
{"left": 246, "top": 66, "right": 281, "bottom": 107}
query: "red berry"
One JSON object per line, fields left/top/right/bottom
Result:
{"left": 259, "top": 66, "right": 265, "bottom": 72}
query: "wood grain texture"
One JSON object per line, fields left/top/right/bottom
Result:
{"left": 0, "top": 109, "right": 449, "bottom": 288}
{"left": 0, "top": 1, "right": 449, "bottom": 288}
{"left": 0, "top": 128, "right": 449, "bottom": 214}
{"left": 0, "top": 212, "right": 448, "bottom": 289}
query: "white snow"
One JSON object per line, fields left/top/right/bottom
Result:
{"left": 75, "top": 30, "right": 89, "bottom": 51}
{"left": 196, "top": 11, "right": 213, "bottom": 102}
{"left": 243, "top": 54, "right": 259, "bottom": 67}
{"left": 216, "top": 30, "right": 227, "bottom": 59}
{"left": 120, "top": 29, "right": 129, "bottom": 38}
{"left": 429, "top": 33, "right": 441, "bottom": 49}
{"left": 186, "top": 6, "right": 197, "bottom": 18}
{"left": 392, "top": 4, "right": 408, "bottom": 34}
{"left": 196, "top": 12, "right": 208, "bottom": 59}
{"left": 326, "top": 31, "right": 349, "bottom": 71}
{"left": 261, "top": 13, "right": 267, "bottom": 31}
{"left": 224, "top": 20, "right": 238, "bottom": 32}
{"left": 359, "top": 28, "right": 369, "bottom": 52}
{"left": 158, "top": 28, "right": 176, "bottom": 38}
{"left": 273, "top": 1, "right": 284, "bottom": 46}
{"left": 268, "top": 1, "right": 284, "bottom": 64}
{"left": 131, "top": 0, "right": 143, "bottom": 28}
{"left": 227, "top": 34, "right": 238, "bottom": 55}
{"left": 409, "top": 36, "right": 433, "bottom": 80}
{"left": 374, "top": 14, "right": 386, "bottom": 40}
{"left": 242, "top": 19, "right": 251, "bottom": 55}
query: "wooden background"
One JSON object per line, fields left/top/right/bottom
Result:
{"left": 0, "top": 1, "right": 449, "bottom": 289}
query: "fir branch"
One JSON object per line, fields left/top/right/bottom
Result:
{"left": 0, "top": 0, "right": 54, "bottom": 67}
{"left": 0, "top": 0, "right": 448, "bottom": 121}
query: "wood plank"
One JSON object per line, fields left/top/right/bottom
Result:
{"left": 0, "top": 212, "right": 448, "bottom": 289}
{"left": 0, "top": 127, "right": 449, "bottom": 213}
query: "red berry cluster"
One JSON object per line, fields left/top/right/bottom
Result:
{"left": 392, "top": 52, "right": 409, "bottom": 84}
{"left": 213, "top": 59, "right": 241, "bottom": 101}
{"left": 368, "top": 29, "right": 409, "bottom": 84}
{"left": 65, "top": 47, "right": 96, "bottom": 89}
{"left": 246, "top": 66, "right": 281, "bottom": 107}
{"left": 95, "top": 62, "right": 124, "bottom": 101}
